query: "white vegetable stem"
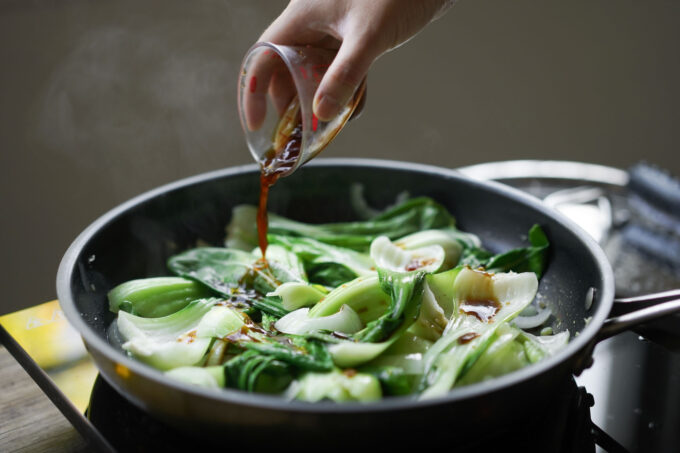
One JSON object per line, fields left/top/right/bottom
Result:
{"left": 394, "top": 229, "right": 467, "bottom": 270}
{"left": 370, "top": 236, "right": 444, "bottom": 274}
{"left": 275, "top": 305, "right": 363, "bottom": 335}
{"left": 286, "top": 369, "right": 382, "bottom": 402}
{"left": 268, "top": 282, "right": 326, "bottom": 311}
{"left": 118, "top": 300, "right": 244, "bottom": 371}
{"left": 420, "top": 268, "right": 538, "bottom": 398}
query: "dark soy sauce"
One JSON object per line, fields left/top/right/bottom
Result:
{"left": 256, "top": 119, "right": 302, "bottom": 258}
{"left": 459, "top": 299, "right": 502, "bottom": 323}
{"left": 254, "top": 81, "right": 363, "bottom": 260}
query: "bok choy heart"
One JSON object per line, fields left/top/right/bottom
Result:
{"left": 275, "top": 305, "right": 363, "bottom": 336}
{"left": 393, "top": 229, "right": 471, "bottom": 271}
{"left": 117, "top": 298, "right": 229, "bottom": 371}
{"left": 308, "top": 275, "right": 390, "bottom": 323}
{"left": 419, "top": 267, "right": 539, "bottom": 398}
{"left": 355, "top": 235, "right": 444, "bottom": 343}
{"left": 286, "top": 369, "right": 382, "bottom": 402}
{"left": 108, "top": 277, "right": 213, "bottom": 318}
{"left": 321, "top": 236, "right": 445, "bottom": 368}
{"left": 267, "top": 282, "right": 327, "bottom": 311}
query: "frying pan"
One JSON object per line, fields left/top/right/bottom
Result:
{"left": 56, "top": 159, "right": 680, "bottom": 444}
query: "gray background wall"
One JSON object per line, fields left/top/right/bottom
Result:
{"left": 1, "top": 0, "right": 679, "bottom": 314}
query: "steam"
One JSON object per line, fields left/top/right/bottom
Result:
{"left": 37, "top": 25, "right": 240, "bottom": 196}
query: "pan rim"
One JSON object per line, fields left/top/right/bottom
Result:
{"left": 56, "top": 157, "right": 615, "bottom": 414}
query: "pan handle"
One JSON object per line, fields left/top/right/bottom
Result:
{"left": 574, "top": 291, "right": 680, "bottom": 374}
{"left": 598, "top": 294, "right": 680, "bottom": 342}
{"left": 612, "top": 289, "right": 680, "bottom": 306}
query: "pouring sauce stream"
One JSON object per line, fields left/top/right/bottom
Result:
{"left": 257, "top": 116, "right": 302, "bottom": 258}
{"left": 254, "top": 82, "right": 364, "bottom": 259}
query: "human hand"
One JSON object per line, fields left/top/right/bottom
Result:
{"left": 248, "top": 0, "right": 454, "bottom": 127}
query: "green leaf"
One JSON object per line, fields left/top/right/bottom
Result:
{"left": 306, "top": 262, "right": 359, "bottom": 287}
{"left": 251, "top": 244, "right": 308, "bottom": 282}
{"left": 354, "top": 236, "right": 443, "bottom": 343}
{"left": 485, "top": 224, "right": 550, "bottom": 278}
{"left": 457, "top": 247, "right": 494, "bottom": 269}
{"left": 168, "top": 247, "right": 303, "bottom": 310}
{"left": 269, "top": 235, "right": 375, "bottom": 279}
{"left": 356, "top": 271, "right": 424, "bottom": 343}
{"left": 217, "top": 316, "right": 334, "bottom": 373}
{"left": 223, "top": 350, "right": 292, "bottom": 393}
{"left": 225, "top": 197, "right": 456, "bottom": 252}
{"left": 359, "top": 366, "right": 414, "bottom": 396}
{"left": 243, "top": 337, "right": 334, "bottom": 372}
{"left": 251, "top": 296, "right": 290, "bottom": 319}
{"left": 169, "top": 247, "right": 269, "bottom": 293}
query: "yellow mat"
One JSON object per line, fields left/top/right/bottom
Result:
{"left": 0, "top": 300, "right": 97, "bottom": 412}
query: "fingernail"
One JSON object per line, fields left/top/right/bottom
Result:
{"left": 314, "top": 93, "right": 341, "bottom": 122}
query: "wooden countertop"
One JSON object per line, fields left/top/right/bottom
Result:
{"left": 0, "top": 346, "right": 88, "bottom": 453}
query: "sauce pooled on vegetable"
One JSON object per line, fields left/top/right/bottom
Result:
{"left": 459, "top": 298, "right": 502, "bottom": 323}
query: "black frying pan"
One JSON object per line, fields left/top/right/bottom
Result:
{"left": 56, "top": 159, "right": 680, "bottom": 445}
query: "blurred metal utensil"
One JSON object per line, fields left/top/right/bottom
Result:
{"left": 543, "top": 186, "right": 613, "bottom": 244}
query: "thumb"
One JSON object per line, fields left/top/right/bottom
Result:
{"left": 313, "top": 35, "right": 378, "bottom": 121}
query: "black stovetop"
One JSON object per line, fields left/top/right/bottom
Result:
{"left": 81, "top": 327, "right": 680, "bottom": 453}
{"left": 86, "top": 372, "right": 596, "bottom": 452}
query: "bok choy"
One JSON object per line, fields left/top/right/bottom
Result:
{"left": 107, "top": 195, "right": 566, "bottom": 402}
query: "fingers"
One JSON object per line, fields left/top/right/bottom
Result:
{"left": 243, "top": 50, "right": 287, "bottom": 131}
{"left": 259, "top": 1, "right": 331, "bottom": 46}
{"left": 313, "top": 33, "right": 379, "bottom": 121}
{"left": 258, "top": 1, "right": 376, "bottom": 122}
{"left": 349, "top": 84, "right": 367, "bottom": 121}
{"left": 269, "top": 66, "right": 297, "bottom": 117}
{"left": 250, "top": 0, "right": 454, "bottom": 124}
{"left": 244, "top": 2, "right": 334, "bottom": 130}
